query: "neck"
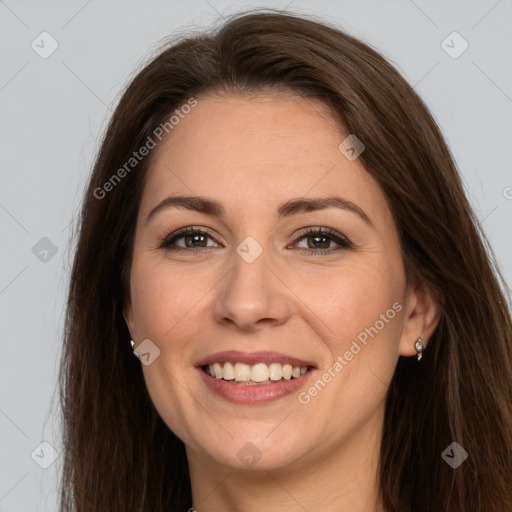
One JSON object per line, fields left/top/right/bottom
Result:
{"left": 186, "top": 407, "right": 386, "bottom": 512}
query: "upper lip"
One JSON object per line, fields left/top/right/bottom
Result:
{"left": 195, "top": 351, "right": 317, "bottom": 368}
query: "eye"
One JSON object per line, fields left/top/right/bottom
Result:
{"left": 290, "top": 227, "right": 352, "bottom": 256}
{"left": 159, "top": 226, "right": 351, "bottom": 255}
{"left": 160, "top": 227, "right": 221, "bottom": 251}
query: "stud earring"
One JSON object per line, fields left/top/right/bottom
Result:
{"left": 130, "top": 340, "right": 141, "bottom": 361}
{"left": 415, "top": 337, "right": 424, "bottom": 361}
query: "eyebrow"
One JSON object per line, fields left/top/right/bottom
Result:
{"left": 146, "top": 195, "right": 373, "bottom": 227}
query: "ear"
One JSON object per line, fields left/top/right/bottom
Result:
{"left": 398, "top": 278, "right": 441, "bottom": 357}
{"left": 123, "top": 293, "right": 137, "bottom": 341}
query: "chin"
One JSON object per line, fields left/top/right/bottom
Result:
{"left": 193, "top": 429, "right": 312, "bottom": 472}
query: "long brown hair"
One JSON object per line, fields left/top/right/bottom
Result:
{"left": 59, "top": 9, "right": 512, "bottom": 511}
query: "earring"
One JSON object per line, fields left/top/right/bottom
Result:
{"left": 414, "top": 337, "right": 424, "bottom": 361}
{"left": 130, "top": 340, "right": 141, "bottom": 361}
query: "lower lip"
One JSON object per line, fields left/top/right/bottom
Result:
{"left": 197, "top": 368, "right": 315, "bottom": 404}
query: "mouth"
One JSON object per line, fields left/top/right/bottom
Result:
{"left": 195, "top": 351, "right": 317, "bottom": 403}
{"left": 202, "top": 361, "right": 312, "bottom": 385}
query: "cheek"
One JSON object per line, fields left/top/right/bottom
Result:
{"left": 129, "top": 258, "right": 214, "bottom": 443}
{"left": 321, "top": 261, "right": 404, "bottom": 387}
{"left": 296, "top": 258, "right": 405, "bottom": 421}
{"left": 129, "top": 254, "right": 214, "bottom": 341}
{"left": 298, "top": 263, "right": 404, "bottom": 436}
{"left": 299, "top": 259, "right": 403, "bottom": 345}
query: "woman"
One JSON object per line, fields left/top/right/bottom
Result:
{"left": 59, "top": 10, "right": 512, "bottom": 512}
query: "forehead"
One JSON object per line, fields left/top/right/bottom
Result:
{"left": 140, "top": 92, "right": 388, "bottom": 222}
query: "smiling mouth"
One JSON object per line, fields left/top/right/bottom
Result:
{"left": 203, "top": 361, "right": 312, "bottom": 385}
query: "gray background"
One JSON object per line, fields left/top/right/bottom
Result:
{"left": 1, "top": 1, "right": 511, "bottom": 510}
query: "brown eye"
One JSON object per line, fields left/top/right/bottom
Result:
{"left": 292, "top": 227, "right": 352, "bottom": 255}
{"left": 306, "top": 234, "right": 331, "bottom": 249}
{"left": 160, "top": 227, "right": 220, "bottom": 250}
{"left": 183, "top": 233, "right": 208, "bottom": 247}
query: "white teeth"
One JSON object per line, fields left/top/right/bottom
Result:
{"left": 268, "top": 362, "right": 283, "bottom": 381}
{"left": 223, "top": 362, "right": 235, "bottom": 380}
{"left": 206, "top": 361, "right": 310, "bottom": 383}
{"left": 234, "top": 362, "right": 251, "bottom": 382}
{"left": 251, "top": 363, "right": 269, "bottom": 382}
{"left": 282, "top": 364, "right": 292, "bottom": 380}
{"left": 213, "top": 362, "right": 223, "bottom": 379}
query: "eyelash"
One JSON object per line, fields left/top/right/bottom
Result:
{"left": 159, "top": 226, "right": 352, "bottom": 256}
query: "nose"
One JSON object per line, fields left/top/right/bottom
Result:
{"left": 212, "top": 245, "right": 292, "bottom": 332}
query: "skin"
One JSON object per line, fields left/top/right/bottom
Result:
{"left": 124, "top": 92, "right": 440, "bottom": 511}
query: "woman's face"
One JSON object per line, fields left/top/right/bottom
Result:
{"left": 125, "top": 92, "right": 435, "bottom": 472}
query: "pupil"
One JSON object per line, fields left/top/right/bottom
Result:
{"left": 308, "top": 235, "right": 329, "bottom": 249}
{"left": 185, "top": 234, "right": 206, "bottom": 247}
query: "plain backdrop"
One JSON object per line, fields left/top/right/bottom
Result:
{"left": 1, "top": 1, "right": 511, "bottom": 510}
